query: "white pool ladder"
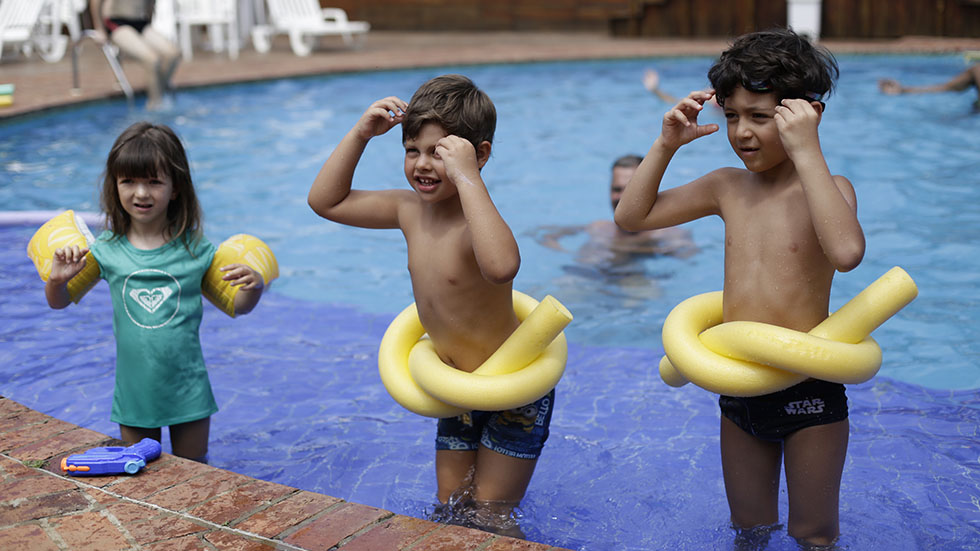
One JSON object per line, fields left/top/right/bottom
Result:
{"left": 70, "top": 30, "right": 134, "bottom": 106}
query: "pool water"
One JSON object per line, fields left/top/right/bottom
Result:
{"left": 2, "top": 55, "right": 979, "bottom": 550}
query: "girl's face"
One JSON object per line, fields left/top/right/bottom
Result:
{"left": 116, "top": 171, "right": 176, "bottom": 230}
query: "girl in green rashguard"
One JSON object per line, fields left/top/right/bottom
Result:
{"left": 45, "top": 122, "right": 266, "bottom": 462}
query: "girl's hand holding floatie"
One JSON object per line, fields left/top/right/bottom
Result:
{"left": 356, "top": 96, "right": 408, "bottom": 140}
{"left": 46, "top": 244, "right": 91, "bottom": 309}
{"left": 660, "top": 90, "right": 719, "bottom": 150}
{"left": 220, "top": 263, "right": 264, "bottom": 316}
{"left": 50, "top": 245, "right": 90, "bottom": 284}
{"left": 220, "top": 263, "right": 264, "bottom": 290}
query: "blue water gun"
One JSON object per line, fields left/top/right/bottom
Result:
{"left": 61, "top": 438, "right": 162, "bottom": 476}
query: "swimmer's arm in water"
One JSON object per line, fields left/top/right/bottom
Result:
{"left": 308, "top": 96, "right": 413, "bottom": 229}
{"left": 219, "top": 263, "right": 265, "bottom": 315}
{"left": 774, "top": 98, "right": 864, "bottom": 272}
{"left": 615, "top": 90, "right": 720, "bottom": 232}
{"left": 610, "top": 229, "right": 699, "bottom": 258}
{"left": 528, "top": 224, "right": 583, "bottom": 252}
{"left": 643, "top": 69, "right": 680, "bottom": 105}
{"left": 879, "top": 64, "right": 980, "bottom": 95}
{"left": 437, "top": 135, "right": 520, "bottom": 283}
{"left": 45, "top": 245, "right": 89, "bottom": 309}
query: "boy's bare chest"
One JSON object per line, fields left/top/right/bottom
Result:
{"left": 722, "top": 185, "right": 818, "bottom": 254}
{"left": 404, "top": 221, "right": 473, "bottom": 286}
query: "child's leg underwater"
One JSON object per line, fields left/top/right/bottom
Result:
{"left": 436, "top": 448, "right": 477, "bottom": 503}
{"left": 720, "top": 416, "right": 782, "bottom": 530}
{"left": 119, "top": 424, "right": 162, "bottom": 445}
{"left": 121, "top": 418, "right": 210, "bottom": 462}
{"left": 436, "top": 447, "right": 536, "bottom": 538}
{"left": 783, "top": 419, "right": 849, "bottom": 547}
{"left": 434, "top": 448, "right": 536, "bottom": 508}
{"left": 471, "top": 446, "right": 538, "bottom": 504}
{"left": 169, "top": 416, "right": 211, "bottom": 463}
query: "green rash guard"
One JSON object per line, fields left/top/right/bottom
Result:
{"left": 90, "top": 231, "right": 218, "bottom": 428}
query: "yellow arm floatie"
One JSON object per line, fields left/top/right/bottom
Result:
{"left": 660, "top": 267, "right": 918, "bottom": 397}
{"left": 378, "top": 291, "right": 573, "bottom": 418}
{"left": 202, "top": 234, "right": 279, "bottom": 317}
{"left": 26, "top": 210, "right": 101, "bottom": 303}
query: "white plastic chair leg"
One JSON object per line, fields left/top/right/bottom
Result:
{"left": 179, "top": 21, "right": 193, "bottom": 60}
{"left": 288, "top": 30, "right": 313, "bottom": 57}
{"left": 251, "top": 25, "right": 271, "bottom": 53}
{"left": 36, "top": 0, "right": 70, "bottom": 63}
{"left": 227, "top": 22, "right": 238, "bottom": 59}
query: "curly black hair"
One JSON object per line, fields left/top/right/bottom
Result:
{"left": 708, "top": 28, "right": 839, "bottom": 107}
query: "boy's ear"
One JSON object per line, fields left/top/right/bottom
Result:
{"left": 809, "top": 100, "right": 825, "bottom": 119}
{"left": 475, "top": 141, "right": 492, "bottom": 169}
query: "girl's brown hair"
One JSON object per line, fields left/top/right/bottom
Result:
{"left": 100, "top": 122, "right": 203, "bottom": 250}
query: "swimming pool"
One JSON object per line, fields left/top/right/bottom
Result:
{"left": 1, "top": 54, "right": 979, "bottom": 550}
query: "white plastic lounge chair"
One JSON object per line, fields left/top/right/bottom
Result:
{"left": 57, "top": 0, "right": 86, "bottom": 44}
{"left": 252, "top": 2, "right": 368, "bottom": 57}
{"left": 0, "top": 0, "right": 71, "bottom": 63}
{"left": 175, "top": 0, "right": 239, "bottom": 60}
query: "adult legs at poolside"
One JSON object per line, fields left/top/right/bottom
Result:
{"left": 108, "top": 25, "right": 180, "bottom": 109}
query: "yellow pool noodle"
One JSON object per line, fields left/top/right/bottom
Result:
{"left": 660, "top": 267, "right": 918, "bottom": 396}
{"left": 472, "top": 294, "right": 573, "bottom": 377}
{"left": 379, "top": 291, "right": 572, "bottom": 417}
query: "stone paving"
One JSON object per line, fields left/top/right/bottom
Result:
{"left": 0, "top": 397, "right": 566, "bottom": 550}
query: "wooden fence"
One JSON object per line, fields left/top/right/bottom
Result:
{"left": 323, "top": 0, "right": 980, "bottom": 38}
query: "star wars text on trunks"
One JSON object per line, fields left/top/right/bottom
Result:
{"left": 784, "top": 398, "right": 825, "bottom": 415}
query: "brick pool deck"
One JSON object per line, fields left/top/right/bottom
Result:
{"left": 0, "top": 397, "right": 562, "bottom": 551}
{"left": 2, "top": 29, "right": 979, "bottom": 551}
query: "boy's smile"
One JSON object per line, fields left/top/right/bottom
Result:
{"left": 415, "top": 175, "right": 440, "bottom": 193}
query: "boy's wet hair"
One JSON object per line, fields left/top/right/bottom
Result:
{"left": 708, "top": 27, "right": 839, "bottom": 107}
{"left": 402, "top": 74, "right": 496, "bottom": 152}
{"left": 612, "top": 154, "right": 643, "bottom": 169}
{"left": 100, "top": 121, "right": 203, "bottom": 249}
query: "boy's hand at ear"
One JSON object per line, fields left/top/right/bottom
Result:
{"left": 660, "top": 90, "right": 719, "bottom": 150}
{"left": 774, "top": 98, "right": 822, "bottom": 159}
{"left": 355, "top": 97, "right": 408, "bottom": 141}
{"left": 436, "top": 135, "right": 482, "bottom": 187}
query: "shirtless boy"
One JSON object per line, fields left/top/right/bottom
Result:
{"left": 614, "top": 29, "right": 865, "bottom": 548}
{"left": 308, "top": 74, "right": 550, "bottom": 536}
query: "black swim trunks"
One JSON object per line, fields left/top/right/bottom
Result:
{"left": 105, "top": 18, "right": 151, "bottom": 34}
{"left": 719, "top": 378, "right": 848, "bottom": 442}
